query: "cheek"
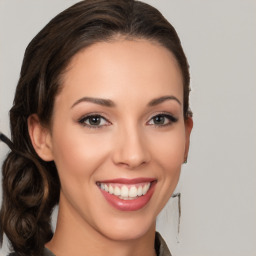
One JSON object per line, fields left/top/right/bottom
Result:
{"left": 51, "top": 125, "right": 111, "bottom": 182}
{"left": 147, "top": 127, "right": 186, "bottom": 214}
{"left": 50, "top": 128, "right": 112, "bottom": 215}
{"left": 151, "top": 126, "right": 185, "bottom": 193}
{"left": 150, "top": 128, "right": 186, "bottom": 170}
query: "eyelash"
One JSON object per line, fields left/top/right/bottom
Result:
{"left": 78, "top": 113, "right": 178, "bottom": 129}
{"left": 147, "top": 113, "right": 178, "bottom": 127}
{"left": 78, "top": 114, "right": 111, "bottom": 128}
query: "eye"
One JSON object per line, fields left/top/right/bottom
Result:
{"left": 78, "top": 115, "right": 110, "bottom": 128}
{"left": 147, "top": 113, "right": 178, "bottom": 127}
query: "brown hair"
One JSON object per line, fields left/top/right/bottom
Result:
{"left": 0, "top": 0, "right": 192, "bottom": 255}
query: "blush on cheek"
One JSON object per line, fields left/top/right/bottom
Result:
{"left": 156, "top": 138, "right": 185, "bottom": 165}
{"left": 53, "top": 133, "right": 111, "bottom": 182}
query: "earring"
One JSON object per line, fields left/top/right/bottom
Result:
{"left": 183, "top": 158, "right": 187, "bottom": 164}
{"left": 171, "top": 193, "right": 181, "bottom": 234}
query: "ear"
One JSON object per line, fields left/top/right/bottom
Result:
{"left": 27, "top": 114, "right": 54, "bottom": 161}
{"left": 184, "top": 116, "right": 193, "bottom": 162}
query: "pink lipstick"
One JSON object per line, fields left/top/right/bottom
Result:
{"left": 97, "top": 178, "right": 157, "bottom": 211}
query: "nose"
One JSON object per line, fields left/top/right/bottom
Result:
{"left": 112, "top": 125, "right": 151, "bottom": 169}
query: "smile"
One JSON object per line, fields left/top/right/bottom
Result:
{"left": 97, "top": 182, "right": 151, "bottom": 200}
{"left": 96, "top": 178, "right": 157, "bottom": 211}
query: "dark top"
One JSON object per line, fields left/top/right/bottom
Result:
{"left": 8, "top": 232, "right": 171, "bottom": 256}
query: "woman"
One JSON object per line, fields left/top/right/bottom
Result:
{"left": 0, "top": 0, "right": 193, "bottom": 255}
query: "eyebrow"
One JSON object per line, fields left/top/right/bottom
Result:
{"left": 147, "top": 95, "right": 181, "bottom": 106}
{"left": 71, "top": 97, "right": 115, "bottom": 108}
{"left": 71, "top": 95, "right": 181, "bottom": 109}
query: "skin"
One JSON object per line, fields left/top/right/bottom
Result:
{"left": 28, "top": 39, "right": 193, "bottom": 256}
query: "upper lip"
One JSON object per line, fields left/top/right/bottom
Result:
{"left": 97, "top": 177, "right": 156, "bottom": 184}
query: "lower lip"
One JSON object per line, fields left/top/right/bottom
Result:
{"left": 99, "top": 181, "right": 156, "bottom": 211}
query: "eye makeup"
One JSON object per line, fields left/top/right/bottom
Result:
{"left": 147, "top": 113, "right": 178, "bottom": 127}
{"left": 78, "top": 114, "right": 111, "bottom": 128}
{"left": 77, "top": 111, "right": 178, "bottom": 130}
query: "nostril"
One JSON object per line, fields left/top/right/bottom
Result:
{"left": 111, "top": 131, "right": 151, "bottom": 168}
{"left": 116, "top": 159, "right": 148, "bottom": 169}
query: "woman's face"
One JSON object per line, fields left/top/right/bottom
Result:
{"left": 46, "top": 39, "right": 192, "bottom": 241}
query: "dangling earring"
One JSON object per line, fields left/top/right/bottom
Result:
{"left": 183, "top": 156, "right": 187, "bottom": 164}
{"left": 171, "top": 193, "right": 181, "bottom": 234}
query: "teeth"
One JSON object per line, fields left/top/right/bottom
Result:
{"left": 137, "top": 186, "right": 143, "bottom": 196}
{"left": 114, "top": 186, "right": 121, "bottom": 196}
{"left": 121, "top": 186, "right": 129, "bottom": 198}
{"left": 129, "top": 186, "right": 137, "bottom": 198}
{"left": 142, "top": 183, "right": 150, "bottom": 195}
{"left": 99, "top": 182, "right": 151, "bottom": 200}
{"left": 109, "top": 185, "right": 114, "bottom": 194}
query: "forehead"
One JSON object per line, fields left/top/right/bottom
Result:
{"left": 57, "top": 39, "right": 183, "bottom": 106}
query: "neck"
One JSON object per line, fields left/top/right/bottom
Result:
{"left": 46, "top": 196, "right": 157, "bottom": 256}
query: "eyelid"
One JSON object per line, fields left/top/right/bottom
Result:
{"left": 78, "top": 113, "right": 112, "bottom": 128}
{"left": 146, "top": 112, "right": 178, "bottom": 126}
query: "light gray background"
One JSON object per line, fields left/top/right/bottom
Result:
{"left": 0, "top": 1, "right": 256, "bottom": 255}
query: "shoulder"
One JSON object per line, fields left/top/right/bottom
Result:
{"left": 7, "top": 248, "right": 55, "bottom": 256}
{"left": 44, "top": 247, "right": 56, "bottom": 256}
{"left": 155, "top": 232, "right": 172, "bottom": 256}
{"left": 8, "top": 236, "right": 166, "bottom": 256}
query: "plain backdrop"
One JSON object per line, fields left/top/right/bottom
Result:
{"left": 0, "top": 1, "right": 256, "bottom": 255}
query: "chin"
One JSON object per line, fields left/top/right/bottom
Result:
{"left": 94, "top": 212, "right": 156, "bottom": 242}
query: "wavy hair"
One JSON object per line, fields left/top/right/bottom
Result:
{"left": 0, "top": 0, "right": 191, "bottom": 255}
